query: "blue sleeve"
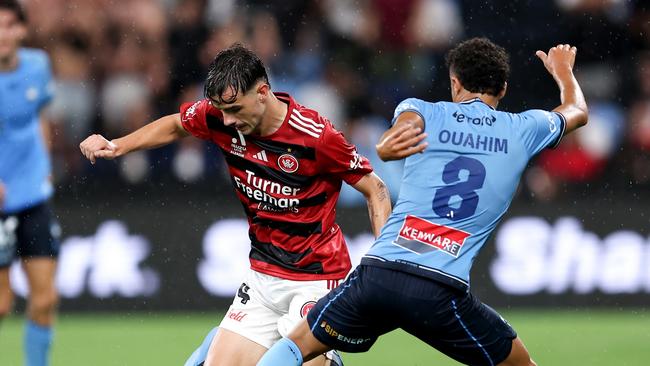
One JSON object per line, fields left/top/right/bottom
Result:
{"left": 391, "top": 98, "right": 428, "bottom": 125}
{"left": 517, "top": 109, "right": 566, "bottom": 156}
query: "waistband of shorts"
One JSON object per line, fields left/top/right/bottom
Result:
{"left": 360, "top": 256, "right": 469, "bottom": 293}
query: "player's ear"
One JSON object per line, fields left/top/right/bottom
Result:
{"left": 450, "top": 75, "right": 462, "bottom": 100}
{"left": 497, "top": 82, "right": 507, "bottom": 100}
{"left": 257, "top": 82, "right": 270, "bottom": 102}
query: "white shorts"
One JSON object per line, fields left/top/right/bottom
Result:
{"left": 218, "top": 269, "right": 341, "bottom": 349}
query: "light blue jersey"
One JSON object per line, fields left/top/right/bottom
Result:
{"left": 0, "top": 48, "right": 54, "bottom": 214}
{"left": 363, "top": 97, "right": 565, "bottom": 291}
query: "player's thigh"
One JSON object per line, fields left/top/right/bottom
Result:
{"left": 404, "top": 290, "right": 517, "bottom": 366}
{"left": 498, "top": 337, "right": 535, "bottom": 366}
{"left": 306, "top": 265, "right": 396, "bottom": 353}
{"left": 0, "top": 267, "right": 14, "bottom": 317}
{"left": 204, "top": 327, "right": 268, "bottom": 366}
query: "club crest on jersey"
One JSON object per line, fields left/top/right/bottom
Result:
{"left": 300, "top": 301, "right": 316, "bottom": 318}
{"left": 278, "top": 154, "right": 299, "bottom": 173}
{"left": 393, "top": 215, "right": 470, "bottom": 257}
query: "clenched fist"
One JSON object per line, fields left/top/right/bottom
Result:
{"left": 79, "top": 134, "right": 119, "bottom": 164}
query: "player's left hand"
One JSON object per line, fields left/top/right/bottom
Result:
{"left": 376, "top": 123, "right": 428, "bottom": 161}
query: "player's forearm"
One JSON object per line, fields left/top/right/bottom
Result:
{"left": 39, "top": 111, "right": 53, "bottom": 152}
{"left": 112, "top": 114, "right": 187, "bottom": 157}
{"left": 364, "top": 179, "right": 392, "bottom": 238}
{"left": 553, "top": 69, "right": 588, "bottom": 132}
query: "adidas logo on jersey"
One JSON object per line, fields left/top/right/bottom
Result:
{"left": 252, "top": 150, "right": 268, "bottom": 162}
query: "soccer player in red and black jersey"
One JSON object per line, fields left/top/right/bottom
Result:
{"left": 80, "top": 44, "right": 392, "bottom": 366}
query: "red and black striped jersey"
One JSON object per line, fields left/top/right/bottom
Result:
{"left": 179, "top": 93, "right": 373, "bottom": 281}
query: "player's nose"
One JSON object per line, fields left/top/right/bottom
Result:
{"left": 223, "top": 114, "right": 237, "bottom": 126}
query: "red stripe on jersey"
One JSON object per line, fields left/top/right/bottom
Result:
{"left": 179, "top": 93, "right": 373, "bottom": 281}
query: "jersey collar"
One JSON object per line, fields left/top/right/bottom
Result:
{"left": 459, "top": 97, "right": 496, "bottom": 110}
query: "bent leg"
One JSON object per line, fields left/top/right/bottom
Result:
{"left": 204, "top": 327, "right": 268, "bottom": 366}
{"left": 257, "top": 319, "right": 331, "bottom": 366}
{"left": 497, "top": 337, "right": 536, "bottom": 366}
{"left": 184, "top": 326, "right": 219, "bottom": 366}
{"left": 23, "top": 258, "right": 58, "bottom": 326}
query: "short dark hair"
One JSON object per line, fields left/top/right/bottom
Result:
{"left": 445, "top": 38, "right": 510, "bottom": 96}
{"left": 0, "top": 0, "right": 26, "bottom": 23}
{"left": 204, "top": 43, "right": 270, "bottom": 104}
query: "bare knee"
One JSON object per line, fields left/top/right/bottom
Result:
{"left": 27, "top": 289, "right": 58, "bottom": 324}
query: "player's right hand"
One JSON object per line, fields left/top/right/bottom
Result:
{"left": 79, "top": 134, "right": 118, "bottom": 164}
{"left": 535, "top": 44, "right": 577, "bottom": 77}
{"left": 376, "top": 122, "right": 428, "bottom": 161}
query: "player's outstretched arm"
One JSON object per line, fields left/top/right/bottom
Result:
{"left": 79, "top": 113, "right": 189, "bottom": 164}
{"left": 351, "top": 172, "right": 392, "bottom": 237}
{"left": 376, "top": 111, "right": 427, "bottom": 161}
{"left": 535, "top": 44, "right": 588, "bottom": 135}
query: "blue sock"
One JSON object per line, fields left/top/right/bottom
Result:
{"left": 184, "top": 326, "right": 219, "bottom": 366}
{"left": 257, "top": 337, "right": 303, "bottom": 366}
{"left": 24, "top": 320, "right": 53, "bottom": 366}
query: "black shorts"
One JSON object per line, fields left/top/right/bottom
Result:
{"left": 0, "top": 202, "right": 60, "bottom": 268}
{"left": 306, "top": 265, "right": 517, "bottom": 366}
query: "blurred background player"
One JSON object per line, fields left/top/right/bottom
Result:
{"left": 258, "top": 38, "right": 589, "bottom": 366}
{"left": 0, "top": 1, "right": 60, "bottom": 366}
{"left": 79, "top": 44, "right": 391, "bottom": 366}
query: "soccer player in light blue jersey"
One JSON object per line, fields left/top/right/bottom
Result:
{"left": 0, "top": 1, "right": 60, "bottom": 366}
{"left": 258, "top": 38, "right": 588, "bottom": 366}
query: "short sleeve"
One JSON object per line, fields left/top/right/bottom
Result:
{"left": 318, "top": 125, "right": 373, "bottom": 185}
{"left": 518, "top": 109, "right": 566, "bottom": 156}
{"left": 391, "top": 98, "right": 428, "bottom": 125}
{"left": 179, "top": 99, "right": 214, "bottom": 141}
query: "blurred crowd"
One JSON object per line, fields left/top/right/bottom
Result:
{"left": 19, "top": 0, "right": 650, "bottom": 204}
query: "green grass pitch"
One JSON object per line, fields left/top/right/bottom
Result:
{"left": 1, "top": 309, "right": 648, "bottom": 365}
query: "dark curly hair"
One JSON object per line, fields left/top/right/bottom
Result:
{"left": 0, "top": 0, "right": 26, "bottom": 23}
{"left": 445, "top": 38, "right": 510, "bottom": 96}
{"left": 204, "top": 43, "right": 270, "bottom": 104}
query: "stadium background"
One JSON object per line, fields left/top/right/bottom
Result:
{"left": 2, "top": 0, "right": 650, "bottom": 365}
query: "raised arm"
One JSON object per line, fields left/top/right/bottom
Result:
{"left": 535, "top": 44, "right": 588, "bottom": 134}
{"left": 375, "top": 111, "right": 427, "bottom": 161}
{"left": 79, "top": 113, "right": 189, "bottom": 164}
{"left": 351, "top": 172, "right": 392, "bottom": 238}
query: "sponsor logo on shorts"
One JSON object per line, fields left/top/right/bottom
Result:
{"left": 237, "top": 283, "right": 251, "bottom": 304}
{"left": 278, "top": 154, "right": 299, "bottom": 173}
{"left": 300, "top": 301, "right": 316, "bottom": 318}
{"left": 394, "top": 215, "right": 470, "bottom": 257}
{"left": 320, "top": 321, "right": 372, "bottom": 345}
{"left": 227, "top": 310, "right": 247, "bottom": 322}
